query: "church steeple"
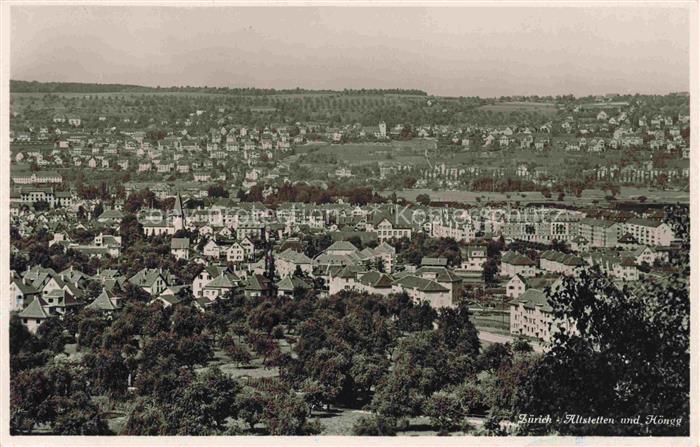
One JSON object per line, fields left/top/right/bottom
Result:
{"left": 173, "top": 192, "right": 186, "bottom": 231}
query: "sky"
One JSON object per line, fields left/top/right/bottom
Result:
{"left": 10, "top": 5, "right": 691, "bottom": 97}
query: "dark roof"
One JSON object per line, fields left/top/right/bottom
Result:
{"left": 501, "top": 251, "right": 536, "bottom": 266}
{"left": 357, "top": 271, "right": 394, "bottom": 288}
{"left": 514, "top": 288, "right": 552, "bottom": 312}
{"left": 171, "top": 237, "right": 190, "bottom": 249}
{"left": 393, "top": 275, "right": 449, "bottom": 293}
{"left": 276, "top": 276, "right": 312, "bottom": 292}
{"left": 18, "top": 296, "right": 50, "bottom": 319}
{"left": 421, "top": 257, "right": 448, "bottom": 267}
{"left": 129, "top": 268, "right": 165, "bottom": 288}
{"left": 626, "top": 218, "right": 664, "bottom": 228}
{"left": 245, "top": 274, "right": 272, "bottom": 291}
{"left": 85, "top": 289, "right": 121, "bottom": 311}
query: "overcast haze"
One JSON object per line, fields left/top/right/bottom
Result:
{"left": 10, "top": 6, "right": 690, "bottom": 97}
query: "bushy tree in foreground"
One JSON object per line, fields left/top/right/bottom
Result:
{"left": 516, "top": 207, "right": 689, "bottom": 435}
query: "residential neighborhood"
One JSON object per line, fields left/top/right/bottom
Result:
{"left": 7, "top": 80, "right": 691, "bottom": 437}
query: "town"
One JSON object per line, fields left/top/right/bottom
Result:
{"left": 8, "top": 82, "right": 691, "bottom": 437}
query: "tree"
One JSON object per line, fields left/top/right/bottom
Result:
{"left": 77, "top": 315, "right": 110, "bottom": 350}
{"left": 415, "top": 193, "right": 431, "bottom": 206}
{"left": 207, "top": 184, "right": 229, "bottom": 198}
{"left": 167, "top": 367, "right": 242, "bottom": 434}
{"left": 82, "top": 348, "right": 130, "bottom": 398}
{"left": 482, "top": 257, "right": 500, "bottom": 285}
{"left": 372, "top": 331, "right": 458, "bottom": 420}
{"left": 247, "top": 300, "right": 283, "bottom": 335}
{"left": 121, "top": 398, "right": 167, "bottom": 435}
{"left": 351, "top": 414, "right": 397, "bottom": 436}
{"left": 424, "top": 391, "right": 464, "bottom": 434}
{"left": 51, "top": 391, "right": 112, "bottom": 435}
{"left": 435, "top": 302, "right": 481, "bottom": 358}
{"left": 176, "top": 334, "right": 213, "bottom": 369}
{"left": 475, "top": 343, "right": 512, "bottom": 372}
{"left": 33, "top": 200, "right": 50, "bottom": 212}
{"left": 119, "top": 214, "right": 143, "bottom": 247}
{"left": 11, "top": 361, "right": 111, "bottom": 435}
{"left": 518, "top": 265, "right": 689, "bottom": 435}
{"left": 35, "top": 318, "right": 70, "bottom": 354}
{"left": 171, "top": 305, "right": 204, "bottom": 337}
{"left": 92, "top": 202, "right": 104, "bottom": 220}
{"left": 303, "top": 348, "right": 351, "bottom": 409}
{"left": 261, "top": 393, "right": 320, "bottom": 435}
{"left": 222, "top": 338, "right": 252, "bottom": 367}
{"left": 236, "top": 387, "right": 266, "bottom": 431}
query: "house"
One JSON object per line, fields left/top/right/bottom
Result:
{"left": 85, "top": 289, "right": 123, "bottom": 313}
{"left": 128, "top": 268, "right": 168, "bottom": 296}
{"left": 328, "top": 266, "right": 363, "bottom": 295}
{"left": 97, "top": 208, "right": 124, "bottom": 225}
{"left": 171, "top": 237, "right": 190, "bottom": 260}
{"left": 39, "top": 288, "right": 81, "bottom": 316}
{"left": 276, "top": 276, "right": 313, "bottom": 297}
{"left": 11, "top": 171, "right": 63, "bottom": 185}
{"left": 392, "top": 275, "right": 453, "bottom": 309}
{"left": 500, "top": 251, "right": 537, "bottom": 278}
{"left": 141, "top": 219, "right": 176, "bottom": 236}
{"left": 10, "top": 277, "right": 41, "bottom": 311}
{"left": 203, "top": 272, "right": 240, "bottom": 301}
{"left": 192, "top": 265, "right": 228, "bottom": 298}
{"left": 624, "top": 218, "right": 674, "bottom": 246}
{"left": 355, "top": 271, "right": 394, "bottom": 296}
{"left": 623, "top": 246, "right": 659, "bottom": 266}
{"left": 367, "top": 214, "right": 412, "bottom": 242}
{"left": 510, "top": 289, "right": 554, "bottom": 342}
{"left": 93, "top": 233, "right": 123, "bottom": 257}
{"left": 325, "top": 240, "right": 359, "bottom": 256}
{"left": 40, "top": 274, "right": 83, "bottom": 305}
{"left": 577, "top": 218, "right": 623, "bottom": 248}
{"left": 244, "top": 274, "right": 273, "bottom": 298}
{"left": 365, "top": 241, "right": 396, "bottom": 273}
{"left": 275, "top": 248, "right": 314, "bottom": 277}
{"left": 203, "top": 240, "right": 220, "bottom": 259}
{"left": 506, "top": 274, "right": 527, "bottom": 299}
{"left": 17, "top": 297, "right": 51, "bottom": 333}
{"left": 460, "top": 245, "right": 487, "bottom": 272}
{"left": 588, "top": 252, "right": 640, "bottom": 281}
{"left": 239, "top": 237, "right": 255, "bottom": 258}
{"left": 414, "top": 266, "right": 463, "bottom": 304}
{"left": 153, "top": 286, "right": 189, "bottom": 308}
{"left": 506, "top": 275, "right": 559, "bottom": 300}
{"left": 225, "top": 242, "right": 246, "bottom": 264}
{"left": 539, "top": 250, "right": 587, "bottom": 275}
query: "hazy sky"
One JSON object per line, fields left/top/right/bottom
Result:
{"left": 10, "top": 5, "right": 691, "bottom": 97}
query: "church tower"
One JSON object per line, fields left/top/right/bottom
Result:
{"left": 173, "top": 192, "right": 186, "bottom": 231}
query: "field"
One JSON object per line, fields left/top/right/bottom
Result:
{"left": 382, "top": 187, "right": 689, "bottom": 206}
{"left": 478, "top": 101, "right": 558, "bottom": 116}
{"left": 296, "top": 140, "right": 435, "bottom": 167}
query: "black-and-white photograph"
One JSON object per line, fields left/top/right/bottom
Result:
{"left": 1, "top": 1, "right": 696, "bottom": 443}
